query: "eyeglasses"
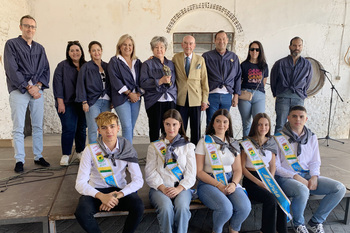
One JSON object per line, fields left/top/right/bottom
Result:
{"left": 21, "top": 24, "right": 37, "bottom": 29}
{"left": 249, "top": 48, "right": 260, "bottom": 52}
{"left": 68, "top": 40, "right": 80, "bottom": 44}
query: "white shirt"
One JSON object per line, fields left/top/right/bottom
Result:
{"left": 276, "top": 134, "right": 321, "bottom": 178}
{"left": 117, "top": 55, "right": 137, "bottom": 95}
{"left": 145, "top": 140, "right": 196, "bottom": 190}
{"left": 75, "top": 140, "right": 144, "bottom": 198}
{"left": 195, "top": 136, "right": 238, "bottom": 173}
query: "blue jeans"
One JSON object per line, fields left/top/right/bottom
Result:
{"left": 275, "top": 174, "right": 346, "bottom": 226}
{"left": 75, "top": 187, "right": 144, "bottom": 233}
{"left": 238, "top": 89, "right": 266, "bottom": 137}
{"left": 274, "top": 97, "right": 304, "bottom": 134}
{"left": 114, "top": 100, "right": 140, "bottom": 143}
{"left": 206, "top": 93, "right": 232, "bottom": 126}
{"left": 197, "top": 173, "right": 251, "bottom": 232}
{"left": 57, "top": 102, "right": 86, "bottom": 155}
{"left": 149, "top": 188, "right": 192, "bottom": 233}
{"left": 9, "top": 90, "right": 44, "bottom": 163}
{"left": 85, "top": 99, "right": 110, "bottom": 143}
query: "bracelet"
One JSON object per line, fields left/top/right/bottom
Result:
{"left": 82, "top": 101, "right": 87, "bottom": 105}
{"left": 232, "top": 181, "right": 237, "bottom": 187}
{"left": 214, "top": 181, "right": 220, "bottom": 187}
{"left": 35, "top": 84, "right": 42, "bottom": 89}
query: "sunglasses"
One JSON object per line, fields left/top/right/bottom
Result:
{"left": 249, "top": 48, "right": 260, "bottom": 52}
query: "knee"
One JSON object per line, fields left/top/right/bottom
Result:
{"left": 335, "top": 182, "right": 346, "bottom": 196}
{"left": 130, "top": 197, "right": 145, "bottom": 216}
{"left": 293, "top": 184, "right": 310, "bottom": 201}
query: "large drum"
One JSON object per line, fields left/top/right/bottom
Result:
{"left": 305, "top": 57, "right": 325, "bottom": 97}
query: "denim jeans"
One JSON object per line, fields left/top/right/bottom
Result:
{"left": 57, "top": 102, "right": 86, "bottom": 155}
{"left": 274, "top": 97, "right": 304, "bottom": 134}
{"left": 238, "top": 89, "right": 266, "bottom": 137}
{"left": 9, "top": 90, "right": 44, "bottom": 163}
{"left": 197, "top": 173, "right": 251, "bottom": 232}
{"left": 275, "top": 174, "right": 346, "bottom": 226}
{"left": 114, "top": 100, "right": 140, "bottom": 143}
{"left": 85, "top": 99, "right": 111, "bottom": 143}
{"left": 149, "top": 188, "right": 192, "bottom": 233}
{"left": 75, "top": 187, "right": 144, "bottom": 233}
{"left": 206, "top": 93, "right": 232, "bottom": 126}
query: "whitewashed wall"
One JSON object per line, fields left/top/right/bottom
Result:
{"left": 1, "top": 0, "right": 350, "bottom": 139}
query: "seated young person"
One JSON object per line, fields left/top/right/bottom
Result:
{"left": 74, "top": 112, "right": 144, "bottom": 233}
{"left": 275, "top": 105, "right": 346, "bottom": 233}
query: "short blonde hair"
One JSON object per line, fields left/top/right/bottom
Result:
{"left": 116, "top": 34, "right": 137, "bottom": 60}
{"left": 95, "top": 112, "right": 119, "bottom": 128}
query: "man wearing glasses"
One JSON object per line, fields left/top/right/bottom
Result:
{"left": 4, "top": 15, "right": 50, "bottom": 172}
{"left": 270, "top": 36, "right": 313, "bottom": 134}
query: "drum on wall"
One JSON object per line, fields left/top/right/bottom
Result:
{"left": 305, "top": 57, "right": 325, "bottom": 97}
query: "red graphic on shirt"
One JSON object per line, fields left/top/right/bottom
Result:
{"left": 247, "top": 69, "right": 263, "bottom": 83}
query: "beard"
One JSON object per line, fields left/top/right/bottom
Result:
{"left": 290, "top": 49, "right": 301, "bottom": 57}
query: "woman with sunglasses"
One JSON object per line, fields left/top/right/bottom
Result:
{"left": 238, "top": 41, "right": 268, "bottom": 138}
{"left": 76, "top": 41, "right": 111, "bottom": 144}
{"left": 53, "top": 41, "right": 87, "bottom": 166}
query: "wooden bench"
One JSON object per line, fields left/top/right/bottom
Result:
{"left": 48, "top": 162, "right": 350, "bottom": 233}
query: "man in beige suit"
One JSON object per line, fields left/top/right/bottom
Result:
{"left": 172, "top": 35, "right": 209, "bottom": 144}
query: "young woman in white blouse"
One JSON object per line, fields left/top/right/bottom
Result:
{"left": 196, "top": 109, "right": 251, "bottom": 233}
{"left": 145, "top": 109, "right": 196, "bottom": 233}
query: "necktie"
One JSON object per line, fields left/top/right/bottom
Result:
{"left": 185, "top": 56, "right": 190, "bottom": 77}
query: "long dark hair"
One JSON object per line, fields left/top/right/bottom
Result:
{"left": 66, "top": 41, "right": 86, "bottom": 68}
{"left": 244, "top": 40, "right": 267, "bottom": 71}
{"left": 162, "top": 109, "right": 188, "bottom": 141}
{"left": 205, "top": 109, "right": 233, "bottom": 142}
{"left": 248, "top": 113, "right": 272, "bottom": 138}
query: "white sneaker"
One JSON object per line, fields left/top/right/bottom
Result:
{"left": 76, "top": 152, "right": 83, "bottom": 160}
{"left": 309, "top": 223, "right": 324, "bottom": 233}
{"left": 60, "top": 155, "right": 69, "bottom": 166}
{"left": 294, "top": 225, "right": 309, "bottom": 233}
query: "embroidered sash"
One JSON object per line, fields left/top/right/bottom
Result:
{"left": 204, "top": 135, "right": 228, "bottom": 185}
{"left": 89, "top": 143, "right": 120, "bottom": 188}
{"left": 241, "top": 139, "right": 292, "bottom": 221}
{"left": 274, "top": 133, "right": 309, "bottom": 174}
{"left": 152, "top": 140, "right": 184, "bottom": 181}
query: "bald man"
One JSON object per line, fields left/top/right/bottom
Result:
{"left": 172, "top": 35, "right": 209, "bottom": 144}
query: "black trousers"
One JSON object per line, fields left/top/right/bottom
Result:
{"left": 74, "top": 187, "right": 144, "bottom": 233}
{"left": 242, "top": 171, "right": 287, "bottom": 233}
{"left": 146, "top": 101, "right": 176, "bottom": 142}
{"left": 176, "top": 96, "right": 201, "bottom": 145}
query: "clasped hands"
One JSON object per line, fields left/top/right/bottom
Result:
{"left": 96, "top": 191, "right": 124, "bottom": 212}
{"left": 26, "top": 85, "right": 41, "bottom": 99}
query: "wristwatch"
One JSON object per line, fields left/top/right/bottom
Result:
{"left": 35, "top": 84, "right": 42, "bottom": 90}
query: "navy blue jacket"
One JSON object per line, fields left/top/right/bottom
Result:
{"left": 53, "top": 60, "right": 80, "bottom": 106}
{"left": 4, "top": 36, "right": 50, "bottom": 94}
{"left": 270, "top": 55, "right": 312, "bottom": 99}
{"left": 108, "top": 56, "right": 142, "bottom": 107}
{"left": 140, "top": 57, "right": 177, "bottom": 109}
{"left": 75, "top": 60, "right": 110, "bottom": 106}
{"left": 202, "top": 49, "right": 241, "bottom": 95}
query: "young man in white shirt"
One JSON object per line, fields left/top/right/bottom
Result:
{"left": 74, "top": 112, "right": 144, "bottom": 233}
{"left": 275, "top": 105, "right": 346, "bottom": 233}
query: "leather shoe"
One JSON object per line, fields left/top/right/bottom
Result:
{"left": 34, "top": 158, "right": 50, "bottom": 167}
{"left": 14, "top": 162, "right": 24, "bottom": 173}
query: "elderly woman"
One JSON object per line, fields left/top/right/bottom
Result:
{"left": 53, "top": 41, "right": 87, "bottom": 166}
{"left": 140, "top": 36, "right": 177, "bottom": 142}
{"left": 76, "top": 41, "right": 111, "bottom": 144}
{"left": 108, "top": 34, "right": 142, "bottom": 143}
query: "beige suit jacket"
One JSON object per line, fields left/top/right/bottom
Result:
{"left": 172, "top": 52, "right": 209, "bottom": 107}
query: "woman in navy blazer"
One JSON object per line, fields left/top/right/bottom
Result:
{"left": 53, "top": 41, "right": 87, "bottom": 166}
{"left": 76, "top": 41, "right": 111, "bottom": 144}
{"left": 108, "top": 34, "right": 142, "bottom": 143}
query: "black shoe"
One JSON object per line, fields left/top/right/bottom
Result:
{"left": 14, "top": 162, "right": 24, "bottom": 173}
{"left": 34, "top": 158, "right": 50, "bottom": 167}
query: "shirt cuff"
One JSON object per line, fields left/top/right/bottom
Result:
{"left": 118, "top": 86, "right": 128, "bottom": 95}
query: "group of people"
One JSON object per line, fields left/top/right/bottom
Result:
{"left": 75, "top": 107, "right": 345, "bottom": 233}
{"left": 3, "top": 15, "right": 346, "bottom": 233}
